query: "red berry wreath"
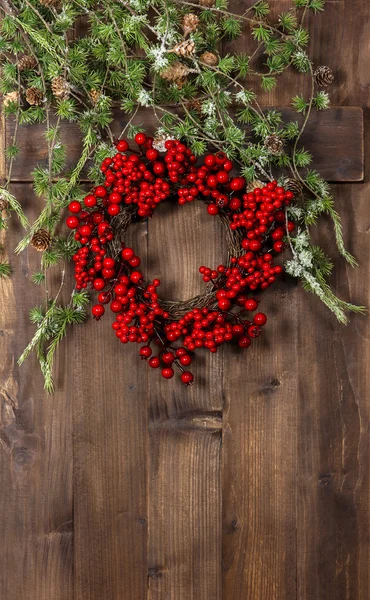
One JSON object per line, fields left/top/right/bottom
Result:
{"left": 66, "top": 132, "right": 295, "bottom": 385}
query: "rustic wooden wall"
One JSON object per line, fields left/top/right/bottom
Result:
{"left": 0, "top": 1, "right": 369, "bottom": 599}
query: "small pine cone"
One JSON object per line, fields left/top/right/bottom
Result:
{"left": 182, "top": 13, "right": 199, "bottom": 37}
{"left": 199, "top": 0, "right": 215, "bottom": 6}
{"left": 153, "top": 133, "right": 173, "bottom": 153}
{"left": 286, "top": 178, "right": 303, "bottom": 196}
{"left": 51, "top": 76, "right": 70, "bottom": 99}
{"left": 169, "top": 39, "right": 195, "bottom": 57}
{"left": 89, "top": 89, "right": 101, "bottom": 105}
{"left": 264, "top": 133, "right": 284, "bottom": 155}
{"left": 3, "top": 91, "right": 19, "bottom": 107}
{"left": 161, "top": 61, "right": 191, "bottom": 82}
{"left": 186, "top": 98, "right": 202, "bottom": 115}
{"left": 247, "top": 180, "right": 265, "bottom": 192}
{"left": 0, "top": 197, "right": 9, "bottom": 211}
{"left": 31, "top": 229, "right": 52, "bottom": 252}
{"left": 26, "top": 87, "right": 43, "bottom": 106}
{"left": 199, "top": 51, "right": 219, "bottom": 66}
{"left": 314, "top": 65, "right": 334, "bottom": 87}
{"left": 18, "top": 55, "right": 37, "bottom": 71}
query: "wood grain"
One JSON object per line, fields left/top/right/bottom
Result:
{"left": 4, "top": 106, "right": 364, "bottom": 183}
{"left": 0, "top": 185, "right": 73, "bottom": 600}
{"left": 72, "top": 219, "right": 149, "bottom": 600}
{"left": 1, "top": 1, "right": 370, "bottom": 599}
{"left": 146, "top": 201, "right": 225, "bottom": 600}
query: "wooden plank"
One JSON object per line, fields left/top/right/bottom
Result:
{"left": 296, "top": 1, "right": 370, "bottom": 598}
{"left": 4, "top": 106, "right": 364, "bottom": 183}
{"left": 222, "top": 282, "right": 299, "bottom": 599}
{"left": 146, "top": 200, "right": 225, "bottom": 599}
{"left": 296, "top": 183, "right": 370, "bottom": 600}
{"left": 72, "top": 219, "right": 148, "bottom": 600}
{"left": 0, "top": 184, "right": 73, "bottom": 600}
{"left": 222, "top": 1, "right": 299, "bottom": 598}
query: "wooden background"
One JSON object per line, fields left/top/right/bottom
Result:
{"left": 1, "top": 1, "right": 369, "bottom": 598}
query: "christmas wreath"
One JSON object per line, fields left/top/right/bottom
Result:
{"left": 0, "top": 0, "right": 364, "bottom": 391}
{"left": 65, "top": 133, "right": 296, "bottom": 383}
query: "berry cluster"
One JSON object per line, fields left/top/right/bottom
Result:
{"left": 66, "top": 134, "right": 296, "bottom": 385}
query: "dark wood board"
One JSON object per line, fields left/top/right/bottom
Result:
{"left": 1, "top": 0, "right": 370, "bottom": 599}
{"left": 4, "top": 106, "right": 364, "bottom": 183}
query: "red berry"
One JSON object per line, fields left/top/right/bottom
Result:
{"left": 130, "top": 271, "right": 143, "bottom": 284}
{"left": 204, "top": 154, "right": 216, "bottom": 167}
{"left": 66, "top": 216, "right": 79, "bottom": 229}
{"left": 253, "top": 312, "right": 267, "bottom": 326}
{"left": 149, "top": 356, "right": 161, "bottom": 368}
{"left": 93, "top": 278, "right": 105, "bottom": 290}
{"left": 140, "top": 346, "right": 152, "bottom": 358}
{"left": 179, "top": 354, "right": 192, "bottom": 366}
{"left": 69, "top": 201, "right": 81, "bottom": 214}
{"left": 108, "top": 204, "right": 120, "bottom": 216}
{"left": 181, "top": 371, "right": 194, "bottom": 385}
{"left": 109, "top": 192, "right": 122, "bottom": 204}
{"left": 230, "top": 177, "right": 245, "bottom": 191}
{"left": 135, "top": 132, "right": 147, "bottom": 145}
{"left": 110, "top": 300, "right": 122, "bottom": 313}
{"left": 95, "top": 186, "right": 107, "bottom": 198}
{"left": 207, "top": 204, "right": 219, "bottom": 216}
{"left": 249, "top": 240, "right": 262, "bottom": 252}
{"left": 122, "top": 247, "right": 135, "bottom": 261}
{"left": 238, "top": 336, "right": 251, "bottom": 348}
{"left": 218, "top": 298, "right": 231, "bottom": 311}
{"left": 273, "top": 241, "right": 285, "bottom": 253}
{"left": 146, "top": 148, "right": 159, "bottom": 161}
{"left": 161, "top": 367, "right": 174, "bottom": 379}
{"left": 84, "top": 194, "right": 97, "bottom": 208}
{"left": 116, "top": 140, "right": 129, "bottom": 152}
{"left": 216, "top": 170, "right": 229, "bottom": 184}
{"left": 162, "top": 352, "right": 175, "bottom": 365}
{"left": 245, "top": 298, "right": 258, "bottom": 311}
{"left": 92, "top": 304, "right": 105, "bottom": 319}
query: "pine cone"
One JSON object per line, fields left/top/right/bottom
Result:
{"left": 153, "top": 133, "right": 173, "bottom": 153}
{"left": 26, "top": 87, "right": 43, "bottom": 106}
{"left": 3, "top": 91, "right": 19, "bottom": 107}
{"left": 89, "top": 89, "right": 101, "bottom": 104}
{"left": 0, "top": 197, "right": 9, "bottom": 211}
{"left": 18, "top": 55, "right": 37, "bottom": 71}
{"left": 182, "top": 13, "right": 199, "bottom": 37}
{"left": 247, "top": 180, "right": 265, "bottom": 192}
{"left": 199, "top": 0, "right": 215, "bottom": 6}
{"left": 169, "top": 39, "right": 195, "bottom": 57}
{"left": 31, "top": 229, "right": 52, "bottom": 252}
{"left": 264, "top": 134, "right": 284, "bottom": 155}
{"left": 186, "top": 98, "right": 202, "bottom": 115}
{"left": 199, "top": 51, "right": 219, "bottom": 66}
{"left": 161, "top": 62, "right": 191, "bottom": 82}
{"left": 286, "top": 178, "right": 303, "bottom": 196}
{"left": 314, "top": 65, "right": 334, "bottom": 87}
{"left": 51, "top": 76, "right": 70, "bottom": 99}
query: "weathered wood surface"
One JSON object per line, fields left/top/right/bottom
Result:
{"left": 4, "top": 106, "right": 364, "bottom": 182}
{"left": 1, "top": 1, "right": 370, "bottom": 599}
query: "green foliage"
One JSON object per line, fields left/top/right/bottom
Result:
{"left": 292, "top": 95, "right": 309, "bottom": 113}
{"left": 0, "top": 262, "right": 11, "bottom": 278}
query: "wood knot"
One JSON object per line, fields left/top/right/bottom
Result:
{"left": 230, "top": 518, "right": 240, "bottom": 531}
{"left": 319, "top": 473, "right": 332, "bottom": 487}
{"left": 12, "top": 446, "right": 35, "bottom": 470}
{"left": 148, "top": 566, "right": 163, "bottom": 579}
{"left": 262, "top": 378, "right": 280, "bottom": 394}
